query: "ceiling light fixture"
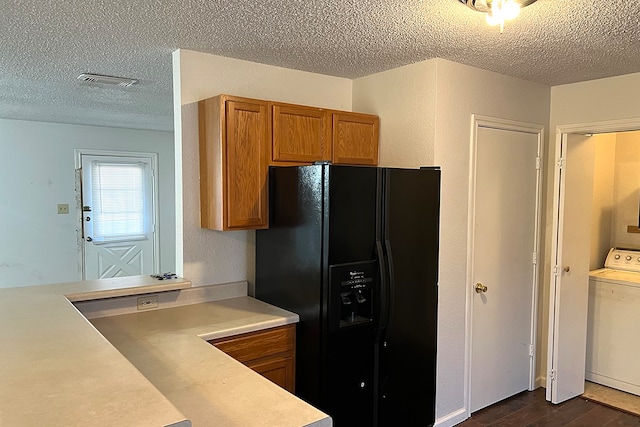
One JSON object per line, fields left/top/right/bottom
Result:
{"left": 77, "top": 73, "right": 138, "bottom": 87}
{"left": 459, "top": 0, "right": 537, "bottom": 33}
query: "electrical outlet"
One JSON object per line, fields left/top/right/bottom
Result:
{"left": 57, "top": 204, "right": 69, "bottom": 214}
{"left": 137, "top": 295, "right": 159, "bottom": 310}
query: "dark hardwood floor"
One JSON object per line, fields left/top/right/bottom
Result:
{"left": 456, "top": 388, "right": 640, "bottom": 426}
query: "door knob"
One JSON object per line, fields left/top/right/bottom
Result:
{"left": 475, "top": 283, "right": 488, "bottom": 293}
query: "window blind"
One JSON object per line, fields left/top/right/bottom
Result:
{"left": 90, "top": 161, "right": 147, "bottom": 242}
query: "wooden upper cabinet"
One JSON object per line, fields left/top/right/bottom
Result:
{"left": 199, "top": 93, "right": 380, "bottom": 231}
{"left": 332, "top": 112, "right": 379, "bottom": 165}
{"left": 199, "top": 95, "right": 269, "bottom": 230}
{"left": 271, "top": 103, "right": 331, "bottom": 163}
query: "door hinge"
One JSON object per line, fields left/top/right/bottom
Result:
{"left": 536, "top": 156, "right": 541, "bottom": 170}
{"left": 557, "top": 158, "right": 565, "bottom": 169}
{"left": 550, "top": 369, "right": 556, "bottom": 381}
{"left": 533, "top": 252, "right": 538, "bottom": 265}
{"left": 529, "top": 344, "right": 535, "bottom": 357}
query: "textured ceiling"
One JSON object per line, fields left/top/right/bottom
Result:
{"left": 1, "top": 0, "right": 639, "bottom": 132}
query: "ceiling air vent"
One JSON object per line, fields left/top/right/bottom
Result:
{"left": 77, "top": 73, "right": 138, "bottom": 87}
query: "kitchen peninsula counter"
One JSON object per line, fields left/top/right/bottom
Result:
{"left": 0, "top": 276, "right": 331, "bottom": 427}
{"left": 90, "top": 297, "right": 331, "bottom": 427}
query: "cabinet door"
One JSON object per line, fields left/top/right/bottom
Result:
{"left": 246, "top": 357, "right": 295, "bottom": 393}
{"left": 272, "top": 103, "right": 331, "bottom": 163}
{"left": 209, "top": 325, "right": 296, "bottom": 392}
{"left": 332, "top": 112, "right": 379, "bottom": 165}
{"left": 224, "top": 99, "right": 269, "bottom": 229}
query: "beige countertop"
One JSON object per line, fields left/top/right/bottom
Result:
{"left": 0, "top": 276, "right": 331, "bottom": 427}
{"left": 0, "top": 275, "right": 191, "bottom": 427}
{"left": 1, "top": 274, "right": 191, "bottom": 302}
{"left": 91, "top": 298, "right": 331, "bottom": 427}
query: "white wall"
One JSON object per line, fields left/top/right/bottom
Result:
{"left": 551, "top": 74, "right": 640, "bottom": 127}
{"left": 352, "top": 60, "right": 437, "bottom": 167}
{"left": 173, "top": 49, "right": 352, "bottom": 287}
{"left": 590, "top": 134, "right": 616, "bottom": 270}
{"left": 588, "top": 131, "right": 640, "bottom": 270}
{"left": 353, "top": 58, "right": 551, "bottom": 424}
{"left": 612, "top": 131, "right": 640, "bottom": 249}
{"left": 0, "top": 119, "right": 176, "bottom": 288}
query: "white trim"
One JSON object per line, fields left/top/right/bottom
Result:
{"left": 74, "top": 149, "right": 160, "bottom": 277}
{"left": 555, "top": 117, "right": 640, "bottom": 135}
{"left": 464, "top": 114, "right": 476, "bottom": 419}
{"left": 471, "top": 114, "right": 544, "bottom": 134}
{"left": 546, "top": 117, "right": 640, "bottom": 403}
{"left": 465, "top": 114, "right": 544, "bottom": 416}
{"left": 172, "top": 50, "right": 184, "bottom": 278}
{"left": 546, "top": 131, "right": 565, "bottom": 402}
{"left": 434, "top": 407, "right": 468, "bottom": 427}
{"left": 74, "top": 148, "right": 160, "bottom": 168}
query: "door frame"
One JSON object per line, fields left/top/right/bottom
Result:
{"left": 74, "top": 149, "right": 160, "bottom": 278}
{"left": 546, "top": 117, "right": 640, "bottom": 403}
{"left": 465, "top": 114, "right": 544, "bottom": 417}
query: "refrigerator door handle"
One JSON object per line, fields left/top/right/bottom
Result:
{"left": 383, "top": 239, "right": 396, "bottom": 332}
{"left": 375, "top": 240, "right": 389, "bottom": 342}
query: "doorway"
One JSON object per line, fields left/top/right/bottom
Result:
{"left": 547, "top": 118, "right": 640, "bottom": 407}
{"left": 467, "top": 115, "right": 544, "bottom": 414}
{"left": 75, "top": 149, "right": 159, "bottom": 279}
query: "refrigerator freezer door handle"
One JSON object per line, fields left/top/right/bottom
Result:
{"left": 375, "top": 240, "right": 389, "bottom": 341}
{"left": 373, "top": 239, "right": 388, "bottom": 427}
{"left": 384, "top": 239, "right": 396, "bottom": 330}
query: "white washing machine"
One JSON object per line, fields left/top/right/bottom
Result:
{"left": 586, "top": 247, "right": 640, "bottom": 396}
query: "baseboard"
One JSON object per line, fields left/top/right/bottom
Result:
{"left": 435, "top": 407, "right": 468, "bottom": 427}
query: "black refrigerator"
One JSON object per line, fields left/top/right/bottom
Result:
{"left": 255, "top": 164, "right": 440, "bottom": 427}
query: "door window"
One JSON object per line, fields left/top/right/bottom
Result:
{"left": 87, "top": 160, "right": 150, "bottom": 243}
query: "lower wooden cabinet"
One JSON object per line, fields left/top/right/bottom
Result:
{"left": 208, "top": 324, "right": 296, "bottom": 393}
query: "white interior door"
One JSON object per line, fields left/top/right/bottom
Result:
{"left": 470, "top": 124, "right": 541, "bottom": 412}
{"left": 80, "top": 153, "right": 158, "bottom": 279}
{"left": 547, "top": 133, "right": 594, "bottom": 403}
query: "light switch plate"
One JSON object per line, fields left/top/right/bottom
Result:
{"left": 57, "top": 204, "right": 69, "bottom": 214}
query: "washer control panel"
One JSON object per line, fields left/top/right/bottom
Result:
{"left": 604, "top": 247, "right": 640, "bottom": 272}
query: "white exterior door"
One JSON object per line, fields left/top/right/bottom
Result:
{"left": 80, "top": 153, "right": 158, "bottom": 279}
{"left": 546, "top": 133, "right": 594, "bottom": 403}
{"left": 470, "top": 122, "right": 542, "bottom": 412}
